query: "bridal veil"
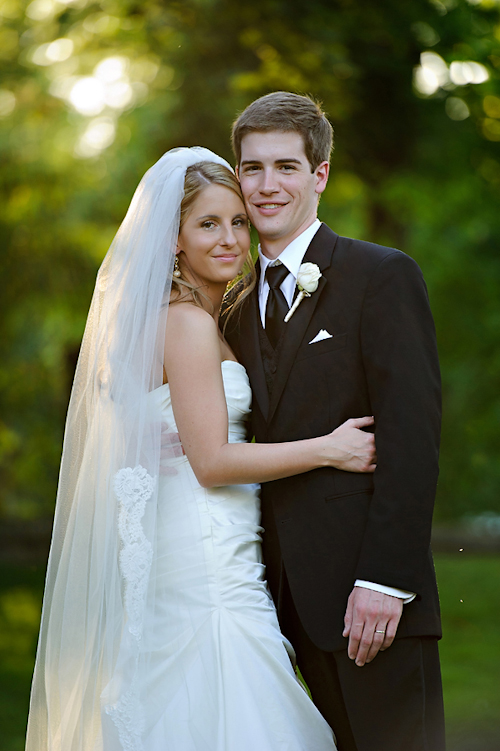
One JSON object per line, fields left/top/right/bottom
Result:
{"left": 26, "top": 147, "right": 234, "bottom": 751}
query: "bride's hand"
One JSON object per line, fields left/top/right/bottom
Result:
{"left": 320, "top": 416, "right": 377, "bottom": 473}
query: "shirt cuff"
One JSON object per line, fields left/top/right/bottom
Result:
{"left": 354, "top": 580, "right": 416, "bottom": 604}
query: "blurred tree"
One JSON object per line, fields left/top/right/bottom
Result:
{"left": 0, "top": 0, "right": 499, "bottom": 521}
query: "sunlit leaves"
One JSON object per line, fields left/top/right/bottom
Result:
{"left": 0, "top": 89, "right": 16, "bottom": 115}
{"left": 445, "top": 95, "right": 470, "bottom": 118}
{"left": 1, "top": 0, "right": 500, "bottom": 522}
{"left": 414, "top": 51, "right": 489, "bottom": 96}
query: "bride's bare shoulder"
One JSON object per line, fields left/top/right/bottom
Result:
{"left": 166, "top": 302, "right": 216, "bottom": 331}
{"left": 164, "top": 303, "right": 219, "bottom": 357}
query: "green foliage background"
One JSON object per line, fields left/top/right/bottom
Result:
{"left": 1, "top": 0, "right": 500, "bottom": 522}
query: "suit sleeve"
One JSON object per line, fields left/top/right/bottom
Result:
{"left": 355, "top": 251, "right": 441, "bottom": 595}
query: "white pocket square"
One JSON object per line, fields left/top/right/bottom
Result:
{"left": 309, "top": 329, "right": 333, "bottom": 344}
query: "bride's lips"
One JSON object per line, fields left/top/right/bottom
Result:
{"left": 213, "top": 254, "right": 238, "bottom": 261}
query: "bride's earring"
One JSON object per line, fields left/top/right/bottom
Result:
{"left": 173, "top": 255, "right": 182, "bottom": 278}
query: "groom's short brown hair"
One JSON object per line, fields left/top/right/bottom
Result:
{"left": 231, "top": 91, "right": 334, "bottom": 172}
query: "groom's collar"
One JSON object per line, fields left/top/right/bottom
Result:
{"left": 302, "top": 222, "right": 338, "bottom": 272}
{"left": 257, "top": 219, "right": 321, "bottom": 292}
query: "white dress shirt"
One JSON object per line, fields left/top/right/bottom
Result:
{"left": 258, "top": 219, "right": 322, "bottom": 327}
{"left": 258, "top": 219, "right": 416, "bottom": 605}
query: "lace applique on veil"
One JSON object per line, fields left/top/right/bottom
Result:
{"left": 114, "top": 466, "right": 155, "bottom": 639}
{"left": 105, "top": 465, "right": 155, "bottom": 751}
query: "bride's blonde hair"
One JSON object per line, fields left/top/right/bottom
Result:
{"left": 171, "top": 161, "right": 256, "bottom": 317}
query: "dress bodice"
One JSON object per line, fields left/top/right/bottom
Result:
{"left": 152, "top": 360, "right": 251, "bottom": 444}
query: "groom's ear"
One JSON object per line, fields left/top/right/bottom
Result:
{"left": 315, "top": 161, "right": 330, "bottom": 196}
{"left": 235, "top": 165, "right": 240, "bottom": 181}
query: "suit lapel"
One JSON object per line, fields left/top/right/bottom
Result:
{"left": 238, "top": 261, "right": 270, "bottom": 419}
{"left": 267, "top": 224, "right": 338, "bottom": 424}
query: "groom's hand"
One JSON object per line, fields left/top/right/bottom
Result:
{"left": 342, "top": 586, "right": 403, "bottom": 666}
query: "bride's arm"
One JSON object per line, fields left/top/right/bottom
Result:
{"left": 164, "top": 304, "right": 375, "bottom": 488}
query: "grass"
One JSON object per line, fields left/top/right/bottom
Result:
{"left": 435, "top": 554, "right": 500, "bottom": 750}
{"left": 0, "top": 555, "right": 499, "bottom": 750}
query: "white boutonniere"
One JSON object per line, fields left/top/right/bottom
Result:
{"left": 284, "top": 263, "right": 322, "bottom": 322}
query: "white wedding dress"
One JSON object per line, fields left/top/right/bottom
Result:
{"left": 119, "top": 359, "right": 336, "bottom": 751}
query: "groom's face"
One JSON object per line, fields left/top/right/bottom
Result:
{"left": 237, "top": 130, "right": 329, "bottom": 257}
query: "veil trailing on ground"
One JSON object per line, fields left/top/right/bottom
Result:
{"left": 26, "top": 147, "right": 234, "bottom": 751}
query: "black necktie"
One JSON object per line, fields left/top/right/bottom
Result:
{"left": 265, "top": 263, "right": 290, "bottom": 348}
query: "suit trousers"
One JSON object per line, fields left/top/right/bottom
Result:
{"left": 278, "top": 570, "right": 446, "bottom": 751}
{"left": 261, "top": 499, "right": 445, "bottom": 751}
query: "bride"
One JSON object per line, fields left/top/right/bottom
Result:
{"left": 25, "top": 148, "right": 376, "bottom": 751}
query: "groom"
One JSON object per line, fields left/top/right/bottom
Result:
{"left": 223, "top": 92, "right": 445, "bottom": 751}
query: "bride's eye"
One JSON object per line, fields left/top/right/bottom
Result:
{"left": 232, "top": 217, "right": 247, "bottom": 227}
{"left": 201, "top": 220, "right": 216, "bottom": 229}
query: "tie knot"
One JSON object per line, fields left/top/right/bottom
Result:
{"left": 265, "top": 263, "right": 289, "bottom": 290}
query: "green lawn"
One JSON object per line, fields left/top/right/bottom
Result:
{"left": 0, "top": 555, "right": 499, "bottom": 750}
{"left": 436, "top": 555, "right": 500, "bottom": 750}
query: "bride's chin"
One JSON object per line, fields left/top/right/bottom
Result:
{"left": 220, "top": 267, "right": 244, "bottom": 283}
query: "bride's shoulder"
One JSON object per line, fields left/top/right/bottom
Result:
{"left": 168, "top": 301, "right": 214, "bottom": 324}
{"left": 166, "top": 302, "right": 218, "bottom": 343}
{"left": 164, "top": 303, "right": 220, "bottom": 372}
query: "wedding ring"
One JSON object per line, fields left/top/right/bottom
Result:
{"left": 375, "top": 630, "right": 386, "bottom": 634}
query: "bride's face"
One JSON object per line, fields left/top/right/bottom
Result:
{"left": 177, "top": 184, "right": 250, "bottom": 288}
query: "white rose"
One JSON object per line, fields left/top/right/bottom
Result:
{"left": 297, "top": 263, "right": 321, "bottom": 293}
